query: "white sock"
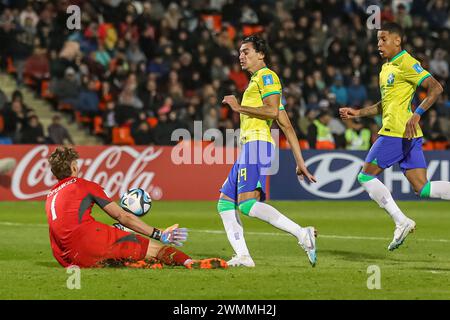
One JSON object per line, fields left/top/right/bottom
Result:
{"left": 219, "top": 210, "right": 250, "bottom": 256}
{"left": 430, "top": 181, "right": 450, "bottom": 200}
{"left": 361, "top": 178, "right": 408, "bottom": 225}
{"left": 248, "top": 202, "right": 303, "bottom": 242}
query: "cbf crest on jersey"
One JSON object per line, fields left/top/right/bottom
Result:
{"left": 387, "top": 73, "right": 395, "bottom": 85}
{"left": 262, "top": 74, "right": 274, "bottom": 86}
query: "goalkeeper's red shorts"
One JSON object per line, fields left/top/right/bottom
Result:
{"left": 51, "top": 221, "right": 150, "bottom": 268}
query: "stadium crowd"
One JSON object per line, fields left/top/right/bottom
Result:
{"left": 0, "top": 0, "right": 449, "bottom": 150}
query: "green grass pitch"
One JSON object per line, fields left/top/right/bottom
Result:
{"left": 0, "top": 201, "right": 449, "bottom": 300}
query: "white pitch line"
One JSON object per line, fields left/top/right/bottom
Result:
{"left": 189, "top": 229, "right": 450, "bottom": 244}
{"left": 1, "top": 222, "right": 450, "bottom": 244}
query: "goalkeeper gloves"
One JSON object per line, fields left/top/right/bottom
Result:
{"left": 158, "top": 224, "right": 188, "bottom": 246}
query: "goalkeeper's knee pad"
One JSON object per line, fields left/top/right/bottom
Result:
{"left": 238, "top": 199, "right": 257, "bottom": 216}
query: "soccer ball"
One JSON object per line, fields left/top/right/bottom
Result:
{"left": 120, "top": 188, "right": 152, "bottom": 216}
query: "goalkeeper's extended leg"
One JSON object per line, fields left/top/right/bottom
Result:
{"left": 155, "top": 245, "right": 227, "bottom": 269}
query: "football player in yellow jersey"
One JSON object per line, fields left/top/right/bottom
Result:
{"left": 219, "top": 35, "right": 318, "bottom": 267}
{"left": 340, "top": 22, "right": 445, "bottom": 251}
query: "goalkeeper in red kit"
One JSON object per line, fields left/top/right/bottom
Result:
{"left": 45, "top": 146, "right": 227, "bottom": 269}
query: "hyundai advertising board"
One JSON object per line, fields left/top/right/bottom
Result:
{"left": 270, "top": 150, "right": 450, "bottom": 200}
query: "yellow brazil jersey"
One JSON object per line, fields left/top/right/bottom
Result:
{"left": 379, "top": 50, "right": 431, "bottom": 138}
{"left": 240, "top": 67, "right": 285, "bottom": 145}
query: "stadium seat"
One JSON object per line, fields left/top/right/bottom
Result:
{"left": 316, "top": 141, "right": 336, "bottom": 150}
{"left": 58, "top": 102, "right": 74, "bottom": 112}
{"left": 242, "top": 25, "right": 264, "bottom": 37}
{"left": 146, "top": 117, "right": 158, "bottom": 128}
{"left": 112, "top": 126, "right": 135, "bottom": 145}
{"left": 422, "top": 141, "right": 434, "bottom": 150}
{"left": 279, "top": 136, "right": 288, "bottom": 149}
{"left": 433, "top": 141, "right": 449, "bottom": 150}
{"left": 299, "top": 139, "right": 310, "bottom": 150}
{"left": 0, "top": 115, "right": 4, "bottom": 133}
{"left": 220, "top": 106, "right": 229, "bottom": 120}
{"left": 6, "top": 57, "right": 16, "bottom": 74}
{"left": 93, "top": 116, "right": 104, "bottom": 135}
{"left": 40, "top": 80, "right": 54, "bottom": 99}
{"left": 75, "top": 111, "right": 93, "bottom": 126}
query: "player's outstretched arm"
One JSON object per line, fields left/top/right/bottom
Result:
{"left": 339, "top": 101, "right": 382, "bottom": 120}
{"left": 277, "top": 110, "right": 317, "bottom": 183}
{"left": 222, "top": 94, "right": 279, "bottom": 120}
{"left": 103, "top": 202, "right": 188, "bottom": 246}
{"left": 405, "top": 76, "right": 444, "bottom": 139}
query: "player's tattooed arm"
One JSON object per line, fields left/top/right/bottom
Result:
{"left": 405, "top": 76, "right": 444, "bottom": 139}
{"left": 339, "top": 101, "right": 381, "bottom": 120}
{"left": 277, "top": 110, "right": 317, "bottom": 183}
{"left": 222, "top": 94, "right": 279, "bottom": 120}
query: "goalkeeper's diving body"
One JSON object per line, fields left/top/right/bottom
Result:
{"left": 45, "top": 146, "right": 227, "bottom": 269}
{"left": 220, "top": 35, "right": 318, "bottom": 267}
{"left": 340, "top": 22, "right": 445, "bottom": 251}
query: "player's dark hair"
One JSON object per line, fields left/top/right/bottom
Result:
{"left": 380, "top": 22, "right": 404, "bottom": 43}
{"left": 48, "top": 147, "right": 79, "bottom": 180}
{"left": 242, "top": 35, "right": 271, "bottom": 65}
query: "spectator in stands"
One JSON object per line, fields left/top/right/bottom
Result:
{"left": 395, "top": 3, "right": 413, "bottom": 29}
{"left": 347, "top": 74, "right": 368, "bottom": 107}
{"left": 53, "top": 67, "right": 80, "bottom": 107}
{"left": 20, "top": 115, "right": 45, "bottom": 144}
{"left": 102, "top": 100, "right": 117, "bottom": 144}
{"left": 344, "top": 118, "right": 371, "bottom": 150}
{"left": 1, "top": 1, "right": 447, "bottom": 149}
{"left": 47, "top": 114, "right": 74, "bottom": 145}
{"left": 307, "top": 111, "right": 336, "bottom": 150}
{"left": 330, "top": 74, "right": 348, "bottom": 106}
{"left": 76, "top": 78, "right": 100, "bottom": 118}
{"left": 0, "top": 89, "right": 7, "bottom": 111}
{"left": 24, "top": 46, "right": 50, "bottom": 93}
{"left": 229, "top": 62, "right": 248, "bottom": 93}
{"left": 132, "top": 121, "right": 154, "bottom": 146}
{"left": 126, "top": 40, "right": 147, "bottom": 66}
{"left": 422, "top": 109, "right": 448, "bottom": 143}
{"left": 429, "top": 48, "right": 449, "bottom": 81}
{"left": 153, "top": 108, "right": 177, "bottom": 146}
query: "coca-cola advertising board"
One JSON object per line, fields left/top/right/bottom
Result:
{"left": 0, "top": 145, "right": 233, "bottom": 201}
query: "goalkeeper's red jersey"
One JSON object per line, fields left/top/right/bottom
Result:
{"left": 45, "top": 177, "right": 112, "bottom": 264}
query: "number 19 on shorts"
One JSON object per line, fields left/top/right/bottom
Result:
{"left": 238, "top": 168, "right": 247, "bottom": 183}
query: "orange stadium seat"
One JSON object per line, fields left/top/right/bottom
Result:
{"left": 58, "top": 102, "right": 74, "bottom": 111}
{"left": 6, "top": 57, "right": 16, "bottom": 74}
{"left": 40, "top": 80, "right": 54, "bottom": 99}
{"left": 146, "top": 117, "right": 158, "bottom": 128}
{"left": 75, "top": 111, "right": 92, "bottom": 126}
{"left": 93, "top": 116, "right": 104, "bottom": 135}
{"left": 112, "top": 126, "right": 135, "bottom": 145}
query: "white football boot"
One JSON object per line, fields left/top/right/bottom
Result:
{"left": 388, "top": 218, "right": 416, "bottom": 251}
{"left": 227, "top": 255, "right": 255, "bottom": 267}
{"left": 298, "top": 226, "right": 317, "bottom": 267}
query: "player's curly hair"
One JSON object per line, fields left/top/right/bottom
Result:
{"left": 242, "top": 35, "right": 271, "bottom": 65}
{"left": 48, "top": 147, "right": 79, "bottom": 180}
